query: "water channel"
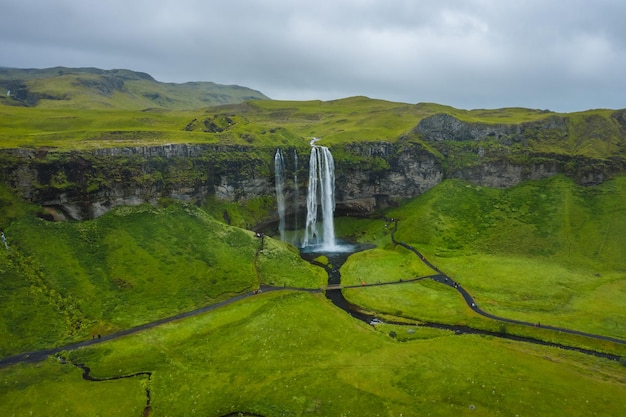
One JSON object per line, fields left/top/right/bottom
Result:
{"left": 298, "top": 241, "right": 622, "bottom": 362}
{"left": 300, "top": 241, "right": 375, "bottom": 323}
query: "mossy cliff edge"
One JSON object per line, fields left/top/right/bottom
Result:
{"left": 0, "top": 110, "right": 626, "bottom": 223}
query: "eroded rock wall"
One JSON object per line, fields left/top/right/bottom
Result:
{"left": 0, "top": 145, "right": 274, "bottom": 220}
{"left": 1, "top": 111, "right": 624, "bottom": 221}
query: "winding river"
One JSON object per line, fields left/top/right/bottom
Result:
{"left": 299, "top": 235, "right": 624, "bottom": 362}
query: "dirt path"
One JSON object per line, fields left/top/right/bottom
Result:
{"left": 0, "top": 289, "right": 277, "bottom": 369}
{"left": 2, "top": 225, "right": 624, "bottom": 370}
{"left": 388, "top": 220, "right": 626, "bottom": 346}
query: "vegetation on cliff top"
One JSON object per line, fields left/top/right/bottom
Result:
{"left": 1, "top": 69, "right": 624, "bottom": 168}
{"left": 2, "top": 95, "right": 624, "bottom": 187}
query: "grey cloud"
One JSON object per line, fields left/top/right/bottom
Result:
{"left": 1, "top": 0, "right": 625, "bottom": 111}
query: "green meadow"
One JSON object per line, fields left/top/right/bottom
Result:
{"left": 1, "top": 79, "right": 625, "bottom": 415}
{"left": 0, "top": 195, "right": 323, "bottom": 357}
{"left": 3, "top": 92, "right": 622, "bottom": 159}
{"left": 1, "top": 291, "right": 625, "bottom": 417}
{"left": 340, "top": 175, "right": 626, "bottom": 344}
{"left": 1, "top": 169, "right": 625, "bottom": 416}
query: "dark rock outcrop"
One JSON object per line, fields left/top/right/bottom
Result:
{"left": 334, "top": 142, "right": 443, "bottom": 213}
{"left": 412, "top": 112, "right": 625, "bottom": 187}
{"left": 1, "top": 111, "right": 624, "bottom": 222}
{"left": 413, "top": 113, "right": 569, "bottom": 145}
{"left": 0, "top": 145, "right": 274, "bottom": 220}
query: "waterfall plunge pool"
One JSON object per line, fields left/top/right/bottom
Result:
{"left": 298, "top": 238, "right": 357, "bottom": 254}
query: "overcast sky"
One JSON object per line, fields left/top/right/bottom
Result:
{"left": 1, "top": 0, "right": 625, "bottom": 112}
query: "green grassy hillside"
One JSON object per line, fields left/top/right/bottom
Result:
{"left": 0, "top": 67, "right": 268, "bottom": 110}
{"left": 1, "top": 74, "right": 625, "bottom": 194}
{"left": 1, "top": 75, "right": 624, "bottom": 161}
{"left": 1, "top": 97, "right": 624, "bottom": 192}
{"left": 0, "top": 95, "right": 425, "bottom": 150}
{"left": 341, "top": 175, "right": 626, "bottom": 340}
{"left": 389, "top": 175, "right": 626, "bottom": 268}
{"left": 1, "top": 291, "right": 624, "bottom": 416}
{"left": 0, "top": 193, "right": 324, "bottom": 357}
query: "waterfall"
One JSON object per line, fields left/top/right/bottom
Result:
{"left": 293, "top": 149, "right": 299, "bottom": 233}
{"left": 274, "top": 149, "right": 286, "bottom": 241}
{"left": 303, "top": 138, "right": 337, "bottom": 250}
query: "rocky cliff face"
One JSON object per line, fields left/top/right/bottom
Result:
{"left": 0, "top": 142, "right": 445, "bottom": 221}
{"left": 0, "top": 145, "right": 274, "bottom": 220}
{"left": 1, "top": 112, "right": 624, "bottom": 222}
{"left": 333, "top": 142, "right": 443, "bottom": 213}
{"left": 412, "top": 112, "right": 625, "bottom": 187}
{"left": 413, "top": 112, "right": 568, "bottom": 144}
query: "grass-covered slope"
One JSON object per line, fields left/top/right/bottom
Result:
{"left": 1, "top": 81, "right": 624, "bottom": 165}
{"left": 0, "top": 67, "right": 268, "bottom": 109}
{"left": 389, "top": 175, "right": 626, "bottom": 268}
{"left": 341, "top": 175, "right": 626, "bottom": 340}
{"left": 2, "top": 291, "right": 625, "bottom": 417}
{"left": 0, "top": 96, "right": 421, "bottom": 150}
{"left": 0, "top": 194, "right": 324, "bottom": 357}
{"left": 1, "top": 85, "right": 624, "bottom": 195}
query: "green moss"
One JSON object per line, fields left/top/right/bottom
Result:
{"left": 202, "top": 195, "right": 276, "bottom": 229}
{"left": 0, "top": 184, "right": 40, "bottom": 225}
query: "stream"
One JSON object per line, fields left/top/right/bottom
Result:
{"left": 299, "top": 242, "right": 622, "bottom": 362}
{"left": 300, "top": 242, "right": 375, "bottom": 323}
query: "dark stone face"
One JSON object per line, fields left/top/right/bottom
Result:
{"left": 0, "top": 112, "right": 623, "bottom": 222}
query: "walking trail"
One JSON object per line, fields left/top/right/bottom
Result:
{"left": 1, "top": 222, "right": 624, "bottom": 370}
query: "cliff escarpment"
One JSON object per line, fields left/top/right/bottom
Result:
{"left": 0, "top": 145, "right": 274, "bottom": 220}
{"left": 1, "top": 108, "right": 624, "bottom": 223}
{"left": 0, "top": 143, "right": 445, "bottom": 221}
{"left": 411, "top": 111, "right": 626, "bottom": 187}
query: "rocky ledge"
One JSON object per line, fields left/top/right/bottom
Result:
{"left": 1, "top": 111, "right": 624, "bottom": 221}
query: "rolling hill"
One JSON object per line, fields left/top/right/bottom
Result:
{"left": 0, "top": 66, "right": 269, "bottom": 109}
{"left": 0, "top": 67, "right": 625, "bottom": 417}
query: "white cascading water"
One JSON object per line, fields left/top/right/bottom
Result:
{"left": 293, "top": 149, "right": 299, "bottom": 233}
{"left": 274, "top": 149, "right": 286, "bottom": 241}
{"left": 303, "top": 138, "right": 337, "bottom": 250}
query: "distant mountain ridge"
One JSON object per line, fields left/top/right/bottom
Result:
{"left": 0, "top": 66, "right": 269, "bottom": 109}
